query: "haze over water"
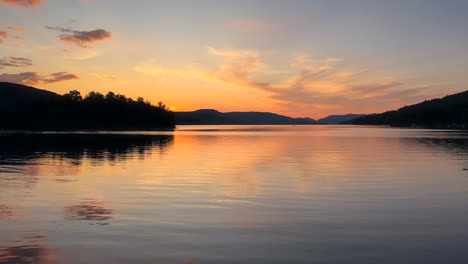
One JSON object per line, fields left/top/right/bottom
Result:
{"left": 1, "top": 125, "right": 468, "bottom": 264}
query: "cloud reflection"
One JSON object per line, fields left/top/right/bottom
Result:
{"left": 0, "top": 233, "right": 61, "bottom": 264}
{"left": 64, "top": 200, "right": 114, "bottom": 224}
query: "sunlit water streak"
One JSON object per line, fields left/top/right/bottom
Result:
{"left": 1, "top": 125, "right": 468, "bottom": 263}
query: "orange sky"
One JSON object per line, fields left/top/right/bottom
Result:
{"left": 1, "top": 0, "right": 466, "bottom": 118}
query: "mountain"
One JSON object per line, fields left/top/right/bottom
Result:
{"left": 175, "top": 109, "right": 318, "bottom": 125}
{"left": 0, "top": 82, "right": 60, "bottom": 110}
{"left": 318, "top": 114, "right": 366, "bottom": 124}
{"left": 349, "top": 91, "right": 468, "bottom": 129}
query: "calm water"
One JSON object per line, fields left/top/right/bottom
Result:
{"left": 1, "top": 125, "right": 468, "bottom": 264}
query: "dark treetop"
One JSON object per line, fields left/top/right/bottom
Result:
{"left": 0, "top": 82, "right": 175, "bottom": 130}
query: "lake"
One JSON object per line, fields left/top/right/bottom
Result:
{"left": 1, "top": 125, "right": 467, "bottom": 264}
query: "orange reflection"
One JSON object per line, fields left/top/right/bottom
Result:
{"left": 0, "top": 233, "right": 61, "bottom": 264}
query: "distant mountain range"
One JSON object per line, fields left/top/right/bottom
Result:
{"left": 317, "top": 114, "right": 366, "bottom": 124}
{"left": 175, "top": 109, "right": 366, "bottom": 125}
{"left": 349, "top": 90, "right": 468, "bottom": 129}
{"left": 3, "top": 81, "right": 468, "bottom": 129}
{"left": 0, "top": 81, "right": 367, "bottom": 127}
{"left": 175, "top": 109, "right": 318, "bottom": 125}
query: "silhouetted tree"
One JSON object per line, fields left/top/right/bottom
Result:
{"left": 105, "top": 91, "right": 117, "bottom": 101}
{"left": 63, "top": 90, "right": 83, "bottom": 102}
{"left": 85, "top": 91, "right": 105, "bottom": 103}
{"left": 157, "top": 101, "right": 169, "bottom": 111}
{"left": 0, "top": 90, "right": 175, "bottom": 130}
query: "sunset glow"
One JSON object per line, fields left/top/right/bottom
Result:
{"left": 1, "top": 0, "right": 467, "bottom": 118}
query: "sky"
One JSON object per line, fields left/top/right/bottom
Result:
{"left": 1, "top": 0, "right": 468, "bottom": 118}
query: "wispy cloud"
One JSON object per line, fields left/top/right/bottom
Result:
{"left": 0, "top": 30, "right": 23, "bottom": 44}
{"left": 39, "top": 45, "right": 70, "bottom": 54}
{"left": 64, "top": 50, "right": 102, "bottom": 60}
{"left": 0, "top": 71, "right": 79, "bottom": 85}
{"left": 206, "top": 46, "right": 259, "bottom": 62}
{"left": 3, "top": 26, "right": 26, "bottom": 32}
{"left": 135, "top": 46, "right": 436, "bottom": 115}
{"left": 91, "top": 72, "right": 125, "bottom": 82}
{"left": 0, "top": 56, "right": 32, "bottom": 69}
{"left": 43, "top": 72, "right": 79, "bottom": 84}
{"left": 46, "top": 26, "right": 111, "bottom": 48}
{"left": 0, "top": 0, "right": 44, "bottom": 8}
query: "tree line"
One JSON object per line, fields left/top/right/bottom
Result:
{"left": 1, "top": 90, "right": 175, "bottom": 130}
{"left": 350, "top": 90, "right": 468, "bottom": 129}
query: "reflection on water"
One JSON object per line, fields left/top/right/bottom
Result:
{"left": 0, "top": 126, "right": 468, "bottom": 263}
{"left": 0, "top": 133, "right": 173, "bottom": 178}
{"left": 0, "top": 133, "right": 173, "bottom": 165}
{"left": 0, "top": 204, "right": 13, "bottom": 220}
{"left": 0, "top": 232, "right": 61, "bottom": 264}
{"left": 64, "top": 200, "right": 114, "bottom": 224}
{"left": 410, "top": 137, "right": 468, "bottom": 157}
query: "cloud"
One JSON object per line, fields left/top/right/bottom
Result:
{"left": 206, "top": 46, "right": 267, "bottom": 86}
{"left": 0, "top": 71, "right": 79, "bottom": 85}
{"left": 136, "top": 46, "right": 437, "bottom": 115}
{"left": 39, "top": 45, "right": 70, "bottom": 54}
{"left": 136, "top": 47, "right": 277, "bottom": 92}
{"left": 207, "top": 46, "right": 260, "bottom": 62}
{"left": 46, "top": 26, "right": 111, "bottom": 48}
{"left": 0, "top": 30, "right": 23, "bottom": 44}
{"left": 3, "top": 26, "right": 26, "bottom": 32}
{"left": 91, "top": 72, "right": 125, "bottom": 82}
{"left": 326, "top": 57, "right": 344, "bottom": 63}
{"left": 0, "top": 0, "right": 44, "bottom": 7}
{"left": 43, "top": 72, "right": 79, "bottom": 84}
{"left": 64, "top": 49, "right": 101, "bottom": 60}
{"left": 0, "top": 56, "right": 32, "bottom": 69}
{"left": 12, "top": 43, "right": 25, "bottom": 48}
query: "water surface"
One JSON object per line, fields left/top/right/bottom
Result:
{"left": 1, "top": 125, "right": 468, "bottom": 263}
